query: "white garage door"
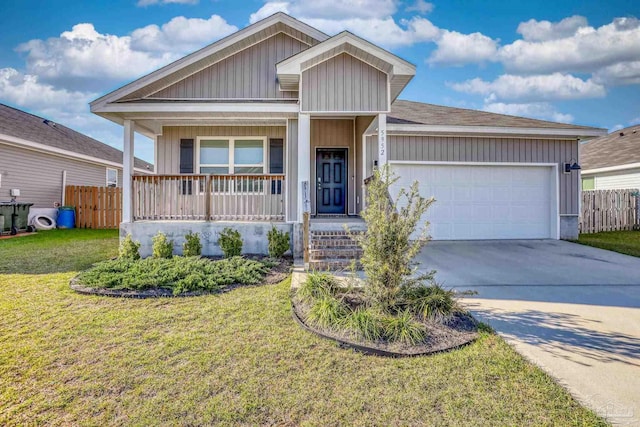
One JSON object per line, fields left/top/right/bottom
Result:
{"left": 390, "top": 164, "right": 558, "bottom": 240}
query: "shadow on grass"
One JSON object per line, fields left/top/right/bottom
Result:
{"left": 468, "top": 306, "right": 640, "bottom": 367}
{"left": 0, "top": 229, "right": 118, "bottom": 274}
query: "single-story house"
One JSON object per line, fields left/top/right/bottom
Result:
{"left": 581, "top": 125, "right": 640, "bottom": 190}
{"left": 0, "top": 103, "right": 153, "bottom": 221}
{"left": 89, "top": 12, "right": 606, "bottom": 257}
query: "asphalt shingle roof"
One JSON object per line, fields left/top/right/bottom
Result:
{"left": 581, "top": 125, "right": 640, "bottom": 170}
{"left": 389, "top": 100, "right": 602, "bottom": 131}
{"left": 0, "top": 103, "right": 153, "bottom": 171}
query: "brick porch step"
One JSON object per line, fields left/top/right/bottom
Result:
{"left": 308, "top": 259, "right": 361, "bottom": 271}
{"left": 308, "top": 249, "right": 362, "bottom": 260}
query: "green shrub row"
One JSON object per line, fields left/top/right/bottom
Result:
{"left": 78, "top": 256, "right": 269, "bottom": 295}
{"left": 119, "top": 226, "right": 290, "bottom": 259}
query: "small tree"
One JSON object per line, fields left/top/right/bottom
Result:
{"left": 183, "top": 231, "right": 202, "bottom": 257}
{"left": 152, "top": 232, "right": 174, "bottom": 259}
{"left": 353, "top": 165, "right": 434, "bottom": 310}
{"left": 218, "top": 227, "right": 242, "bottom": 258}
{"left": 267, "top": 226, "right": 290, "bottom": 258}
{"left": 119, "top": 234, "right": 140, "bottom": 260}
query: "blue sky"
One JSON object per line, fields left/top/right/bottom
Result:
{"left": 0, "top": 0, "right": 638, "bottom": 163}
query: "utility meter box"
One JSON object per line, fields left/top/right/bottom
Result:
{"left": 10, "top": 189, "right": 20, "bottom": 197}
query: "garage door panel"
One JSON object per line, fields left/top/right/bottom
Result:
{"left": 390, "top": 164, "right": 556, "bottom": 240}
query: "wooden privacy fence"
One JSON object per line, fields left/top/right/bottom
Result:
{"left": 65, "top": 185, "right": 122, "bottom": 229}
{"left": 580, "top": 189, "right": 639, "bottom": 234}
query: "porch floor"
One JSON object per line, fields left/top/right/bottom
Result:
{"left": 310, "top": 216, "right": 366, "bottom": 232}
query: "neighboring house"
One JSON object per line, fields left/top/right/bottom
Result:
{"left": 0, "top": 103, "right": 153, "bottom": 220}
{"left": 581, "top": 125, "right": 640, "bottom": 190}
{"left": 90, "top": 12, "right": 606, "bottom": 257}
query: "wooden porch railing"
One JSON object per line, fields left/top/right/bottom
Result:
{"left": 132, "top": 174, "right": 285, "bottom": 221}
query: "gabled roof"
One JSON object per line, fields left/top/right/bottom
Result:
{"left": 276, "top": 31, "right": 415, "bottom": 100}
{"left": 91, "top": 13, "right": 328, "bottom": 109}
{"left": 581, "top": 125, "right": 640, "bottom": 171}
{"left": 0, "top": 104, "right": 153, "bottom": 171}
{"left": 388, "top": 100, "right": 606, "bottom": 137}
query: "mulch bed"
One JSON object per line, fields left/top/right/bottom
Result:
{"left": 291, "top": 300, "right": 479, "bottom": 357}
{"left": 70, "top": 256, "right": 292, "bottom": 299}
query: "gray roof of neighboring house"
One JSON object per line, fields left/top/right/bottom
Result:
{"left": 0, "top": 103, "right": 153, "bottom": 171}
{"left": 389, "top": 100, "right": 602, "bottom": 131}
{"left": 581, "top": 125, "right": 640, "bottom": 170}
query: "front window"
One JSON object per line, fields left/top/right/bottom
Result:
{"left": 106, "top": 168, "right": 118, "bottom": 187}
{"left": 197, "top": 137, "right": 265, "bottom": 175}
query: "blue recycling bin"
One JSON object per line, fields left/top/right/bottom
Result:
{"left": 57, "top": 206, "right": 76, "bottom": 229}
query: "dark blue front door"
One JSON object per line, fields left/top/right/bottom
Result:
{"left": 316, "top": 149, "right": 347, "bottom": 214}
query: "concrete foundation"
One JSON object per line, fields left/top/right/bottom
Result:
{"left": 559, "top": 215, "right": 579, "bottom": 240}
{"left": 121, "top": 221, "right": 297, "bottom": 258}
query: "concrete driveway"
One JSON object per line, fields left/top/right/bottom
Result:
{"left": 417, "top": 240, "right": 640, "bottom": 426}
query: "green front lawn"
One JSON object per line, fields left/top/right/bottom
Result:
{"left": 577, "top": 230, "right": 640, "bottom": 258}
{"left": 0, "top": 230, "right": 607, "bottom": 426}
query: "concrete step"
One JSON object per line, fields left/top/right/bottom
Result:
{"left": 309, "top": 249, "right": 362, "bottom": 260}
{"left": 310, "top": 239, "right": 360, "bottom": 249}
{"left": 308, "top": 259, "right": 361, "bottom": 271}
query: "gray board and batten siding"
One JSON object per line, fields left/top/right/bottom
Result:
{"left": 0, "top": 142, "right": 123, "bottom": 208}
{"left": 156, "top": 126, "right": 287, "bottom": 175}
{"left": 301, "top": 53, "right": 388, "bottom": 113}
{"left": 148, "top": 32, "right": 307, "bottom": 100}
{"left": 366, "top": 135, "right": 580, "bottom": 216}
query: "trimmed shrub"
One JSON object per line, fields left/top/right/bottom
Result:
{"left": 183, "top": 231, "right": 202, "bottom": 257}
{"left": 152, "top": 232, "right": 173, "bottom": 259}
{"left": 267, "top": 226, "right": 290, "bottom": 258}
{"left": 218, "top": 228, "right": 242, "bottom": 258}
{"left": 119, "top": 234, "right": 140, "bottom": 260}
{"left": 381, "top": 311, "right": 426, "bottom": 345}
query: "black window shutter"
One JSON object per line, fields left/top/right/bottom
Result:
{"left": 179, "top": 139, "right": 194, "bottom": 174}
{"left": 269, "top": 139, "right": 284, "bottom": 194}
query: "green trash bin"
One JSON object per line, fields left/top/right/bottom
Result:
{"left": 0, "top": 203, "right": 14, "bottom": 232}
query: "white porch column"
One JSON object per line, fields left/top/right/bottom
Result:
{"left": 378, "top": 113, "right": 387, "bottom": 166}
{"left": 297, "top": 113, "right": 311, "bottom": 221}
{"left": 122, "top": 119, "right": 135, "bottom": 223}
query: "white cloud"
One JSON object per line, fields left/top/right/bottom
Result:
{"left": 405, "top": 0, "right": 433, "bottom": 14}
{"left": 450, "top": 73, "right": 606, "bottom": 102}
{"left": 499, "top": 17, "right": 640, "bottom": 76}
{"left": 428, "top": 30, "right": 498, "bottom": 66}
{"left": 610, "top": 124, "right": 624, "bottom": 132}
{"left": 483, "top": 102, "right": 574, "bottom": 123}
{"left": 15, "top": 15, "right": 237, "bottom": 92}
{"left": 593, "top": 61, "right": 640, "bottom": 85}
{"left": 516, "top": 15, "right": 588, "bottom": 41}
{"left": 249, "top": 1, "right": 439, "bottom": 47}
{"left": 130, "top": 15, "right": 237, "bottom": 53}
{"left": 0, "top": 68, "right": 94, "bottom": 113}
{"left": 0, "top": 67, "right": 156, "bottom": 161}
{"left": 137, "top": 0, "right": 198, "bottom": 6}
{"left": 250, "top": 0, "right": 399, "bottom": 23}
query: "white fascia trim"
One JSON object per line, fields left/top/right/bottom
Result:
{"left": 91, "top": 13, "right": 329, "bottom": 109}
{"left": 581, "top": 162, "right": 640, "bottom": 175}
{"left": 0, "top": 133, "right": 150, "bottom": 173}
{"left": 277, "top": 31, "right": 416, "bottom": 76}
{"left": 387, "top": 124, "right": 607, "bottom": 138}
{"left": 93, "top": 103, "right": 300, "bottom": 114}
{"left": 390, "top": 160, "right": 558, "bottom": 167}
